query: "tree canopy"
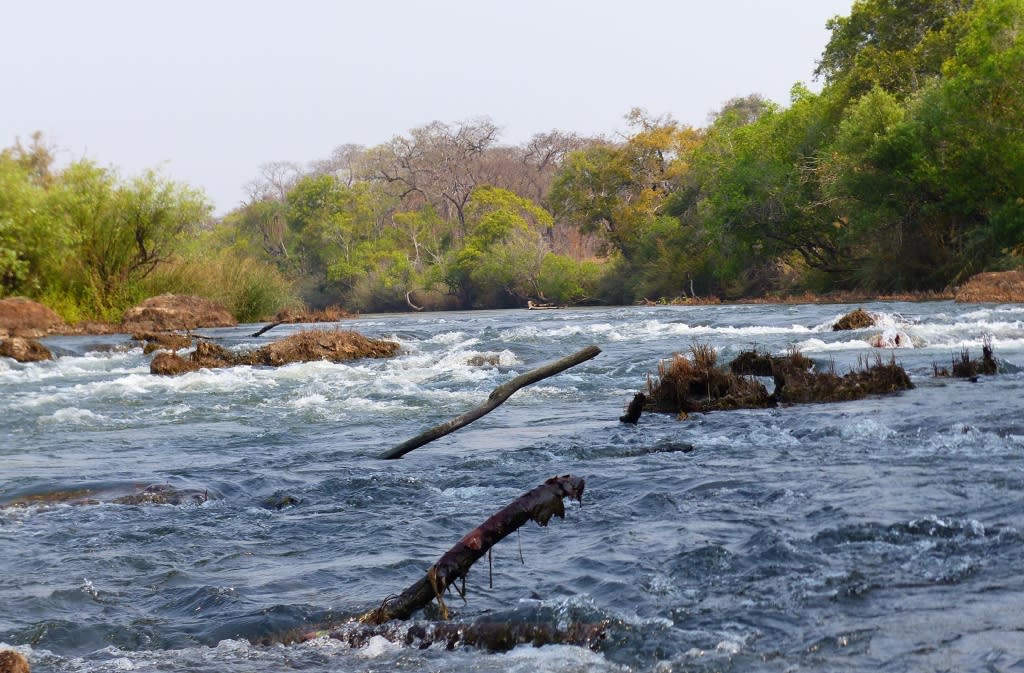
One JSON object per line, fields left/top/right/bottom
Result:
{"left": 4, "top": 0, "right": 1022, "bottom": 320}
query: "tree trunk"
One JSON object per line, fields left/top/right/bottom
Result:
{"left": 379, "top": 345, "right": 601, "bottom": 459}
{"left": 356, "top": 475, "right": 585, "bottom": 625}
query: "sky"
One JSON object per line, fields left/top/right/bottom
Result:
{"left": 2, "top": 0, "right": 854, "bottom": 215}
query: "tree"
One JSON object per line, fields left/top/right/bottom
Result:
{"left": 444, "top": 186, "right": 554, "bottom": 306}
{"left": 816, "top": 0, "right": 975, "bottom": 102}
{"left": 46, "top": 161, "right": 210, "bottom": 313}
{"left": 0, "top": 152, "right": 63, "bottom": 295}
{"left": 363, "top": 118, "right": 500, "bottom": 235}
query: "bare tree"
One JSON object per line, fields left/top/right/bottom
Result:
{"left": 363, "top": 118, "right": 500, "bottom": 235}
{"left": 243, "top": 160, "right": 303, "bottom": 203}
{"left": 308, "top": 143, "right": 366, "bottom": 187}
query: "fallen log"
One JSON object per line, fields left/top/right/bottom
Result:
{"left": 357, "top": 474, "right": 585, "bottom": 625}
{"left": 379, "top": 345, "right": 600, "bottom": 459}
{"left": 250, "top": 321, "right": 285, "bottom": 338}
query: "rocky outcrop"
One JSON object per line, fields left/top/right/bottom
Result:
{"left": 0, "top": 337, "right": 52, "bottom": 362}
{"left": 0, "top": 297, "right": 67, "bottom": 338}
{"left": 150, "top": 329, "right": 400, "bottom": 375}
{"left": 121, "top": 294, "right": 236, "bottom": 332}
{"left": 243, "top": 330, "right": 399, "bottom": 366}
{"left": 955, "top": 270, "right": 1024, "bottom": 303}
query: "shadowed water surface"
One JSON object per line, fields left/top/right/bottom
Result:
{"left": 2, "top": 301, "right": 1024, "bottom": 671}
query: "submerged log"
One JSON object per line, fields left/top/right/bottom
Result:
{"left": 250, "top": 321, "right": 284, "bottom": 338}
{"left": 278, "top": 619, "right": 607, "bottom": 652}
{"left": 379, "top": 345, "right": 601, "bottom": 459}
{"left": 356, "top": 475, "right": 585, "bottom": 625}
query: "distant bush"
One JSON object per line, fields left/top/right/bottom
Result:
{"left": 143, "top": 250, "right": 300, "bottom": 323}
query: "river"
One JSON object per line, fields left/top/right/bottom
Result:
{"left": 2, "top": 301, "right": 1024, "bottom": 672}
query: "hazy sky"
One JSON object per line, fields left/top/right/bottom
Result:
{"left": 2, "top": 0, "right": 853, "bottom": 215}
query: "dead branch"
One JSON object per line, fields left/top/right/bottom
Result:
{"left": 356, "top": 475, "right": 585, "bottom": 625}
{"left": 379, "top": 345, "right": 601, "bottom": 459}
{"left": 250, "top": 321, "right": 285, "bottom": 338}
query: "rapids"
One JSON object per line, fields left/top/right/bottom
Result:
{"left": 2, "top": 301, "right": 1024, "bottom": 672}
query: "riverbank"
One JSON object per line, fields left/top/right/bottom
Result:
{"left": 2, "top": 270, "right": 1021, "bottom": 342}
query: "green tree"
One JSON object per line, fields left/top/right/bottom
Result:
{"left": 0, "top": 153, "right": 65, "bottom": 295}
{"left": 444, "top": 186, "right": 554, "bottom": 306}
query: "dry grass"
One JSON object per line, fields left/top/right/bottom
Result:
{"left": 954, "top": 270, "right": 1024, "bottom": 303}
{"left": 934, "top": 335, "right": 998, "bottom": 378}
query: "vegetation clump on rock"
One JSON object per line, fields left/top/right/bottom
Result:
{"left": 0, "top": 649, "right": 30, "bottom": 673}
{"left": 645, "top": 345, "right": 913, "bottom": 418}
{"left": 645, "top": 345, "right": 775, "bottom": 415}
{"left": 832, "top": 308, "right": 876, "bottom": 331}
{"left": 934, "top": 337, "right": 998, "bottom": 379}
{"left": 241, "top": 329, "right": 398, "bottom": 366}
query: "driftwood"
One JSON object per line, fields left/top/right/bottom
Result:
{"left": 356, "top": 475, "right": 585, "bottom": 625}
{"left": 619, "top": 392, "right": 646, "bottom": 424}
{"left": 379, "top": 345, "right": 601, "bottom": 459}
{"left": 250, "top": 321, "right": 285, "bottom": 338}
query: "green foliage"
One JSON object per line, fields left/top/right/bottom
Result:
{"left": 1, "top": 137, "right": 211, "bottom": 321}
{"left": 816, "top": 0, "right": 974, "bottom": 101}
{"left": 0, "top": 153, "right": 63, "bottom": 294}
{"left": 538, "top": 253, "right": 602, "bottom": 304}
{"left": 9, "top": 0, "right": 1019, "bottom": 317}
{"left": 442, "top": 187, "right": 555, "bottom": 306}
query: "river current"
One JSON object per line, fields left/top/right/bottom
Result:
{"left": 2, "top": 301, "right": 1024, "bottom": 672}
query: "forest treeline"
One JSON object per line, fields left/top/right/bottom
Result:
{"left": 2, "top": 0, "right": 1022, "bottom": 322}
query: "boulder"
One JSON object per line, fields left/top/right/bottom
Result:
{"left": 0, "top": 297, "right": 67, "bottom": 337}
{"left": 132, "top": 331, "right": 193, "bottom": 354}
{"left": 150, "top": 341, "right": 236, "bottom": 375}
{"left": 0, "top": 650, "right": 30, "bottom": 673}
{"left": 0, "top": 337, "right": 52, "bottom": 363}
{"left": 955, "top": 270, "right": 1024, "bottom": 303}
{"left": 122, "top": 294, "right": 236, "bottom": 332}
{"left": 241, "top": 329, "right": 400, "bottom": 366}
